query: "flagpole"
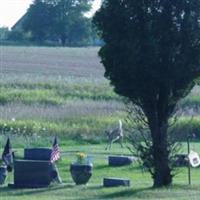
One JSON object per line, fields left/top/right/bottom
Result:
{"left": 187, "top": 135, "right": 191, "bottom": 185}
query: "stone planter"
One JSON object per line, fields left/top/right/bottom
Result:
{"left": 0, "top": 166, "right": 7, "bottom": 185}
{"left": 70, "top": 163, "right": 93, "bottom": 185}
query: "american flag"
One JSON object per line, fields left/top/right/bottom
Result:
{"left": 50, "top": 137, "right": 60, "bottom": 163}
{"left": 2, "top": 137, "right": 13, "bottom": 167}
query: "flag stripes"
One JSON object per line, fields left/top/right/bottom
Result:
{"left": 50, "top": 137, "right": 60, "bottom": 163}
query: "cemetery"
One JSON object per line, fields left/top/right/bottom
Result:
{"left": 1, "top": 0, "right": 200, "bottom": 199}
{"left": 1, "top": 135, "right": 200, "bottom": 200}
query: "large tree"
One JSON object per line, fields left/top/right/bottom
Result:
{"left": 49, "top": 0, "right": 93, "bottom": 46}
{"left": 23, "top": 0, "right": 93, "bottom": 46}
{"left": 23, "top": 0, "right": 52, "bottom": 43}
{"left": 93, "top": 0, "right": 200, "bottom": 187}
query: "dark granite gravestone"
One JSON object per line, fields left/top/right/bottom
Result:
{"left": 103, "top": 177, "right": 130, "bottom": 187}
{"left": 108, "top": 156, "right": 134, "bottom": 166}
{"left": 24, "top": 148, "right": 52, "bottom": 161}
{"left": 8, "top": 148, "right": 62, "bottom": 188}
{"left": 14, "top": 160, "right": 52, "bottom": 188}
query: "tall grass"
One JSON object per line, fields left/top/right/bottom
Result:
{"left": 0, "top": 82, "right": 120, "bottom": 105}
{"left": 0, "top": 114, "right": 126, "bottom": 144}
{"left": 1, "top": 46, "right": 200, "bottom": 145}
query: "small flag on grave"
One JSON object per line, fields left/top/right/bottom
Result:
{"left": 50, "top": 136, "right": 60, "bottom": 163}
{"left": 2, "top": 137, "right": 13, "bottom": 172}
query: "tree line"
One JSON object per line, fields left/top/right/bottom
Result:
{"left": 1, "top": 0, "right": 101, "bottom": 46}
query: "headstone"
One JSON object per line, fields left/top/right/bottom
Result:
{"left": 24, "top": 148, "right": 52, "bottom": 161}
{"left": 103, "top": 177, "right": 130, "bottom": 187}
{"left": 14, "top": 159, "right": 52, "bottom": 188}
{"left": 108, "top": 156, "right": 134, "bottom": 166}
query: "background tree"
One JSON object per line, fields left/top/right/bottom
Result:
{"left": 23, "top": 0, "right": 93, "bottom": 46}
{"left": 93, "top": 0, "right": 200, "bottom": 187}
{"left": 0, "top": 27, "right": 9, "bottom": 41}
{"left": 23, "top": 0, "right": 52, "bottom": 43}
{"left": 49, "top": 0, "right": 93, "bottom": 46}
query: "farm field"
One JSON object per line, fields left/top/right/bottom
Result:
{"left": 1, "top": 46, "right": 200, "bottom": 142}
{"left": 0, "top": 46, "right": 125, "bottom": 143}
{"left": 1, "top": 46, "right": 200, "bottom": 199}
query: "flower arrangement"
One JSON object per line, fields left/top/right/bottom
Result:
{"left": 76, "top": 152, "right": 87, "bottom": 164}
{"left": 70, "top": 152, "right": 93, "bottom": 185}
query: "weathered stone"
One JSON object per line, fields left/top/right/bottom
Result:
{"left": 108, "top": 156, "right": 134, "bottom": 166}
{"left": 103, "top": 177, "right": 130, "bottom": 187}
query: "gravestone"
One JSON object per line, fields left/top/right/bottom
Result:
{"left": 103, "top": 177, "right": 130, "bottom": 187}
{"left": 108, "top": 156, "right": 134, "bottom": 166}
{"left": 14, "top": 159, "right": 52, "bottom": 188}
{"left": 24, "top": 148, "right": 52, "bottom": 161}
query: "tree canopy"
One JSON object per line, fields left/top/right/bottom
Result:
{"left": 94, "top": 0, "right": 200, "bottom": 187}
{"left": 23, "top": 0, "right": 94, "bottom": 46}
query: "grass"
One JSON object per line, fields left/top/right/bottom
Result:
{"left": 1, "top": 46, "right": 200, "bottom": 199}
{"left": 0, "top": 82, "right": 120, "bottom": 105}
{"left": 1, "top": 143, "right": 200, "bottom": 200}
{"left": 1, "top": 46, "right": 200, "bottom": 142}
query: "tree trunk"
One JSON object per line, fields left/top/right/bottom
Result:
{"left": 150, "top": 118, "right": 172, "bottom": 187}
{"left": 152, "top": 132, "right": 172, "bottom": 187}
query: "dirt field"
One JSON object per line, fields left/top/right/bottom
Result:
{"left": 1, "top": 46, "right": 104, "bottom": 79}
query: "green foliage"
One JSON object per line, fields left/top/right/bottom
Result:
{"left": 22, "top": 0, "right": 94, "bottom": 46}
{"left": 7, "top": 30, "right": 29, "bottom": 42}
{"left": 0, "top": 27, "right": 9, "bottom": 40}
{"left": 180, "top": 95, "right": 200, "bottom": 109}
{"left": 94, "top": 0, "right": 200, "bottom": 187}
{"left": 94, "top": 0, "right": 200, "bottom": 108}
{"left": 170, "top": 117, "right": 200, "bottom": 140}
{"left": 22, "top": 0, "right": 52, "bottom": 43}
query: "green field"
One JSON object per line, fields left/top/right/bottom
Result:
{"left": 1, "top": 46, "right": 200, "bottom": 141}
{"left": 1, "top": 46, "right": 200, "bottom": 199}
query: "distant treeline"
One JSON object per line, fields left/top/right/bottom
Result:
{"left": 0, "top": 0, "right": 102, "bottom": 47}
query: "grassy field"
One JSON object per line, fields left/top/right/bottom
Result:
{"left": 1, "top": 46, "right": 200, "bottom": 140}
{"left": 1, "top": 46, "right": 200, "bottom": 199}
{"left": 0, "top": 46, "right": 124, "bottom": 142}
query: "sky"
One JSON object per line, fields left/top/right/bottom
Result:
{"left": 0, "top": 0, "right": 102, "bottom": 29}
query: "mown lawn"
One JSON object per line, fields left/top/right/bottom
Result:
{"left": 1, "top": 143, "right": 200, "bottom": 200}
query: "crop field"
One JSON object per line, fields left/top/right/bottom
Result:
{"left": 0, "top": 46, "right": 125, "bottom": 144}
{"left": 1, "top": 46, "right": 200, "bottom": 143}
{"left": 1, "top": 46, "right": 200, "bottom": 200}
